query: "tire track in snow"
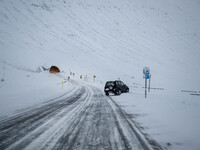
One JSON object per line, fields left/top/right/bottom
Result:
{"left": 0, "top": 84, "right": 85, "bottom": 149}
{"left": 0, "top": 81, "right": 162, "bottom": 150}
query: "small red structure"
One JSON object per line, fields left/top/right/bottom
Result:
{"left": 49, "top": 66, "right": 60, "bottom": 74}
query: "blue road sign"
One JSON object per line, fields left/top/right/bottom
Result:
{"left": 143, "top": 67, "right": 150, "bottom": 79}
{"left": 145, "top": 72, "right": 150, "bottom": 79}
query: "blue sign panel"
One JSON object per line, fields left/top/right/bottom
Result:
{"left": 143, "top": 67, "right": 150, "bottom": 79}
{"left": 145, "top": 72, "right": 150, "bottom": 79}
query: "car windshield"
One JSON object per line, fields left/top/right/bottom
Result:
{"left": 105, "top": 81, "right": 114, "bottom": 86}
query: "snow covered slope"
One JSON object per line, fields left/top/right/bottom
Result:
{"left": 1, "top": 0, "right": 200, "bottom": 90}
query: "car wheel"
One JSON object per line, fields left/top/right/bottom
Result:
{"left": 126, "top": 88, "right": 129, "bottom": 92}
{"left": 105, "top": 92, "right": 109, "bottom": 96}
{"left": 118, "top": 90, "right": 121, "bottom": 95}
{"left": 115, "top": 90, "right": 121, "bottom": 95}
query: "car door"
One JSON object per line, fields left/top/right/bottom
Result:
{"left": 120, "top": 81, "right": 126, "bottom": 92}
{"left": 115, "top": 81, "right": 121, "bottom": 91}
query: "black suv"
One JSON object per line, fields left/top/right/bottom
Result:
{"left": 104, "top": 80, "right": 129, "bottom": 96}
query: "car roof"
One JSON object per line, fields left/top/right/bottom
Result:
{"left": 106, "top": 81, "right": 114, "bottom": 83}
{"left": 106, "top": 80, "right": 122, "bottom": 83}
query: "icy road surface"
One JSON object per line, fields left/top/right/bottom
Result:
{"left": 0, "top": 81, "right": 161, "bottom": 150}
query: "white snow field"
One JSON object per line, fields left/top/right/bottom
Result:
{"left": 0, "top": 0, "right": 200, "bottom": 149}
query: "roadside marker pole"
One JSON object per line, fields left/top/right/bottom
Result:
{"left": 62, "top": 80, "right": 63, "bottom": 90}
{"left": 3, "top": 61, "right": 5, "bottom": 79}
{"left": 1, "top": 61, "right": 5, "bottom": 82}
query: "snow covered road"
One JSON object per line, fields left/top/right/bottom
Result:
{"left": 0, "top": 80, "right": 161, "bottom": 150}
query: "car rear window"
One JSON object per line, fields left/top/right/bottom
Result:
{"left": 106, "top": 81, "right": 114, "bottom": 86}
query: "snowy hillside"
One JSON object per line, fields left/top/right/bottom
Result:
{"left": 0, "top": 0, "right": 200, "bottom": 149}
{"left": 1, "top": 0, "right": 200, "bottom": 88}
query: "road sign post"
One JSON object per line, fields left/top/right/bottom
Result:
{"left": 148, "top": 74, "right": 151, "bottom": 92}
{"left": 143, "top": 67, "right": 150, "bottom": 98}
{"left": 145, "top": 78, "right": 147, "bottom": 98}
